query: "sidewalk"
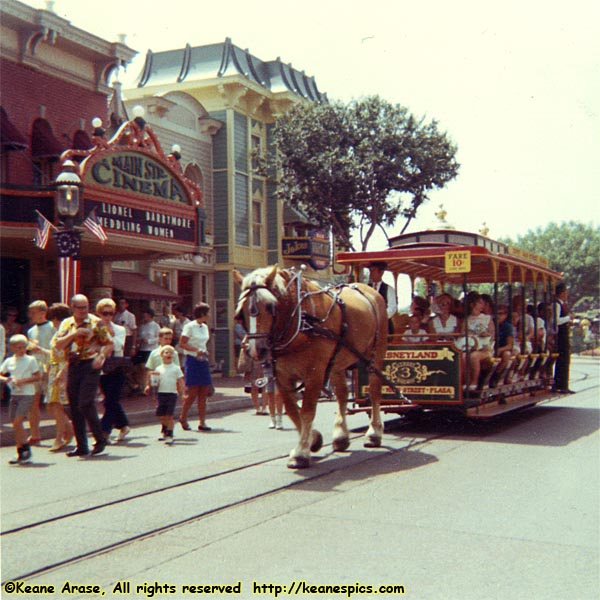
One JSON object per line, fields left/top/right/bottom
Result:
{"left": 0, "top": 375, "right": 252, "bottom": 447}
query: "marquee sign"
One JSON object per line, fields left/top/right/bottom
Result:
{"left": 84, "top": 151, "right": 188, "bottom": 204}
{"left": 85, "top": 200, "right": 195, "bottom": 243}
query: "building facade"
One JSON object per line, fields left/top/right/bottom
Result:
{"left": 1, "top": 1, "right": 336, "bottom": 375}
{"left": 126, "top": 39, "right": 332, "bottom": 373}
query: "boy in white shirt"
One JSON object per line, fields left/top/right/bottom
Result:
{"left": 145, "top": 345, "right": 184, "bottom": 445}
{"left": 0, "top": 335, "right": 41, "bottom": 464}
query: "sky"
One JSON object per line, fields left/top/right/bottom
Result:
{"left": 20, "top": 0, "right": 600, "bottom": 247}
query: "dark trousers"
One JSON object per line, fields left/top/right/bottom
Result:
{"left": 100, "top": 370, "right": 128, "bottom": 434}
{"left": 67, "top": 359, "right": 103, "bottom": 451}
{"left": 554, "top": 328, "right": 570, "bottom": 390}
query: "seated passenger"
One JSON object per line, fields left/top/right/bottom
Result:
{"left": 464, "top": 291, "right": 495, "bottom": 391}
{"left": 537, "top": 302, "right": 555, "bottom": 351}
{"left": 496, "top": 304, "right": 517, "bottom": 371}
{"left": 402, "top": 311, "right": 429, "bottom": 343}
{"left": 431, "top": 293, "right": 459, "bottom": 339}
{"left": 481, "top": 293, "right": 495, "bottom": 316}
{"left": 394, "top": 295, "right": 431, "bottom": 333}
{"left": 527, "top": 304, "right": 546, "bottom": 352}
{"left": 511, "top": 296, "right": 534, "bottom": 354}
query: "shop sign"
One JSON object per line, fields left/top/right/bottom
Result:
{"left": 281, "top": 229, "right": 330, "bottom": 270}
{"left": 308, "top": 229, "right": 330, "bottom": 270}
{"left": 84, "top": 151, "right": 188, "bottom": 204}
{"left": 86, "top": 200, "right": 195, "bottom": 243}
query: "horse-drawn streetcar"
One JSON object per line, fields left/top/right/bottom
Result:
{"left": 336, "top": 228, "right": 564, "bottom": 419}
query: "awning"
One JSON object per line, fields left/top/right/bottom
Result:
{"left": 111, "top": 271, "right": 179, "bottom": 301}
{"left": 31, "top": 118, "right": 64, "bottom": 159}
{"left": 283, "top": 203, "right": 314, "bottom": 225}
{"left": 1, "top": 107, "right": 28, "bottom": 151}
{"left": 72, "top": 129, "right": 93, "bottom": 151}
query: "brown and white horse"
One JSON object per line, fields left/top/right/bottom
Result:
{"left": 234, "top": 265, "right": 388, "bottom": 469}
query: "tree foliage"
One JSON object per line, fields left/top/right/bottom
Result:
{"left": 502, "top": 222, "right": 600, "bottom": 302}
{"left": 273, "top": 96, "right": 459, "bottom": 250}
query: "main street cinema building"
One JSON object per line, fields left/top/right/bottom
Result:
{"left": 1, "top": 0, "right": 333, "bottom": 374}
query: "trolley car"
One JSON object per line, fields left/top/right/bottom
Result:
{"left": 336, "top": 229, "right": 564, "bottom": 419}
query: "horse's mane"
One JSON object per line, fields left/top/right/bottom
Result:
{"left": 237, "top": 266, "right": 324, "bottom": 315}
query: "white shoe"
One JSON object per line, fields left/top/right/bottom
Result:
{"left": 268, "top": 420, "right": 276, "bottom": 429}
{"left": 117, "top": 426, "right": 131, "bottom": 442}
{"left": 275, "top": 415, "right": 283, "bottom": 430}
{"left": 165, "top": 435, "right": 174, "bottom": 445}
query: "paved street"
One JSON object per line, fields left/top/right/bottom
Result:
{"left": 1, "top": 358, "right": 598, "bottom": 600}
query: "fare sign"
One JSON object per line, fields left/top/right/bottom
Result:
{"left": 445, "top": 250, "right": 471, "bottom": 273}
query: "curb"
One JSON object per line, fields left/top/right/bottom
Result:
{"left": 0, "top": 394, "right": 252, "bottom": 448}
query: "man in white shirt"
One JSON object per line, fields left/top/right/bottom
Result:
{"left": 114, "top": 297, "right": 137, "bottom": 357}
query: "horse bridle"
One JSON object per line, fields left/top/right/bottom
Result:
{"left": 237, "top": 268, "right": 307, "bottom": 352}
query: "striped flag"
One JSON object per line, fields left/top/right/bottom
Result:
{"left": 34, "top": 210, "right": 54, "bottom": 250}
{"left": 83, "top": 207, "right": 108, "bottom": 243}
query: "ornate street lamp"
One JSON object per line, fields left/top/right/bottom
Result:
{"left": 54, "top": 160, "right": 83, "bottom": 303}
{"left": 55, "top": 160, "right": 81, "bottom": 223}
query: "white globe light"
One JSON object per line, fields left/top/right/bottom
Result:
{"left": 171, "top": 144, "right": 181, "bottom": 154}
{"left": 92, "top": 117, "right": 103, "bottom": 128}
{"left": 132, "top": 105, "right": 145, "bottom": 118}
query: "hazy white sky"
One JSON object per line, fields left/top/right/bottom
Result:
{"left": 22, "top": 0, "right": 600, "bottom": 245}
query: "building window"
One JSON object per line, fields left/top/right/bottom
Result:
{"left": 200, "top": 274, "right": 208, "bottom": 304}
{"left": 32, "top": 160, "right": 55, "bottom": 185}
{"left": 251, "top": 134, "right": 264, "bottom": 172}
{"left": 153, "top": 269, "right": 172, "bottom": 290}
{"left": 252, "top": 199, "right": 262, "bottom": 247}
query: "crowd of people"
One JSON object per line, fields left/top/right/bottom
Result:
{"left": 368, "top": 263, "right": 575, "bottom": 394}
{"left": 0, "top": 296, "right": 219, "bottom": 465}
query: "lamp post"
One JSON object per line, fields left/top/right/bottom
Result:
{"left": 54, "top": 160, "right": 83, "bottom": 303}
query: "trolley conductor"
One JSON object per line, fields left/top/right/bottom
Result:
{"left": 368, "top": 261, "right": 397, "bottom": 333}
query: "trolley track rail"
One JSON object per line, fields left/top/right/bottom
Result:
{"left": 2, "top": 367, "right": 595, "bottom": 584}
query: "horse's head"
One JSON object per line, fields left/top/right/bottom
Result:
{"left": 234, "top": 264, "right": 287, "bottom": 361}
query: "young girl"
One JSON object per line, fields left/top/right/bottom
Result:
{"left": 0, "top": 335, "right": 41, "bottom": 464}
{"left": 145, "top": 345, "right": 184, "bottom": 445}
{"left": 402, "top": 311, "right": 429, "bottom": 343}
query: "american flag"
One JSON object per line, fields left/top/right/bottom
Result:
{"left": 83, "top": 207, "right": 108, "bottom": 243}
{"left": 34, "top": 210, "right": 53, "bottom": 250}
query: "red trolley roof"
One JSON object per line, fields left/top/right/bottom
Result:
{"left": 336, "top": 229, "right": 562, "bottom": 284}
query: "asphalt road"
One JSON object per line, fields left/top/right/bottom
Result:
{"left": 1, "top": 358, "right": 598, "bottom": 600}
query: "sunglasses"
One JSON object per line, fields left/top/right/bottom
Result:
{"left": 100, "top": 311, "right": 115, "bottom": 316}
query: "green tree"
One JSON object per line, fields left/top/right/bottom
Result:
{"left": 503, "top": 222, "right": 600, "bottom": 302}
{"left": 273, "top": 96, "right": 459, "bottom": 250}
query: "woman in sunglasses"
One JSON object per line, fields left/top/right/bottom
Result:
{"left": 96, "top": 298, "right": 131, "bottom": 443}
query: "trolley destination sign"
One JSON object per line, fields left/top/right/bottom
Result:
{"left": 358, "top": 343, "right": 462, "bottom": 403}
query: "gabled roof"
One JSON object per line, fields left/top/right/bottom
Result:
{"left": 137, "top": 38, "right": 326, "bottom": 102}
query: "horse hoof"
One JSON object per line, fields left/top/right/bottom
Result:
{"left": 364, "top": 436, "right": 381, "bottom": 448}
{"left": 287, "top": 456, "right": 310, "bottom": 469}
{"left": 332, "top": 437, "right": 350, "bottom": 452}
{"left": 310, "top": 430, "right": 323, "bottom": 453}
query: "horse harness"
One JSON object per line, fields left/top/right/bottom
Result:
{"left": 239, "top": 271, "right": 406, "bottom": 398}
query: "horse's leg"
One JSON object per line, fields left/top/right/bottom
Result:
{"left": 287, "top": 382, "right": 322, "bottom": 469}
{"left": 364, "top": 370, "right": 383, "bottom": 448}
{"left": 330, "top": 369, "right": 350, "bottom": 452}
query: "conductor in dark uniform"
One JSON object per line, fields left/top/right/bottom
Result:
{"left": 369, "top": 262, "right": 397, "bottom": 333}
{"left": 553, "top": 281, "right": 574, "bottom": 393}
